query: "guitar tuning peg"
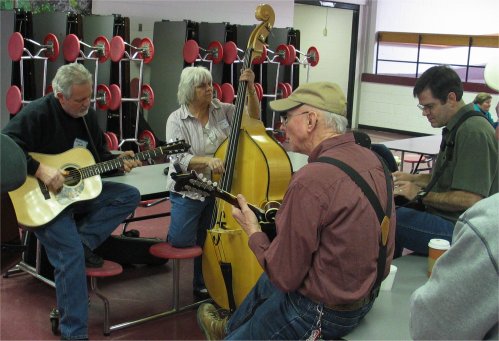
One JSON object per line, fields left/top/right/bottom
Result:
{"left": 213, "top": 181, "right": 218, "bottom": 187}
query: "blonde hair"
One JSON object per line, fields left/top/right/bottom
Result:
{"left": 473, "top": 92, "right": 492, "bottom": 105}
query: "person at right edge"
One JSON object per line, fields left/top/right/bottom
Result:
{"left": 393, "top": 65, "right": 497, "bottom": 258}
{"left": 409, "top": 193, "right": 498, "bottom": 340}
{"left": 196, "top": 82, "right": 396, "bottom": 340}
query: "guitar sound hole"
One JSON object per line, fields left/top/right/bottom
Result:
{"left": 64, "top": 167, "right": 82, "bottom": 186}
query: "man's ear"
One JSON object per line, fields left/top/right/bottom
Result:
{"left": 447, "top": 91, "right": 458, "bottom": 104}
{"left": 55, "top": 92, "right": 64, "bottom": 101}
{"left": 307, "top": 111, "right": 317, "bottom": 129}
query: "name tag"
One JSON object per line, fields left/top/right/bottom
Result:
{"left": 74, "top": 138, "right": 88, "bottom": 148}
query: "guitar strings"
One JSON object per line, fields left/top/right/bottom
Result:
{"left": 61, "top": 143, "right": 186, "bottom": 180}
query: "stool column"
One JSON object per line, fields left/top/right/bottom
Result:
{"left": 172, "top": 259, "right": 180, "bottom": 311}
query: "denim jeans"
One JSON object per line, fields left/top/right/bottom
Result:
{"left": 395, "top": 207, "right": 455, "bottom": 257}
{"left": 33, "top": 182, "right": 140, "bottom": 340}
{"left": 225, "top": 273, "right": 375, "bottom": 340}
{"left": 167, "top": 192, "right": 215, "bottom": 289}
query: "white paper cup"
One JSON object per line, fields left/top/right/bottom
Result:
{"left": 380, "top": 264, "right": 398, "bottom": 291}
{"left": 428, "top": 238, "right": 450, "bottom": 276}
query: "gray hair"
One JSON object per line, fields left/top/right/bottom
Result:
{"left": 177, "top": 66, "right": 212, "bottom": 105}
{"left": 52, "top": 63, "right": 93, "bottom": 99}
{"left": 323, "top": 111, "right": 348, "bottom": 133}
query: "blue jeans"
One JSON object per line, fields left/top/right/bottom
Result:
{"left": 225, "top": 273, "right": 375, "bottom": 340}
{"left": 395, "top": 207, "right": 455, "bottom": 257}
{"left": 33, "top": 182, "right": 140, "bottom": 340}
{"left": 167, "top": 192, "right": 215, "bottom": 289}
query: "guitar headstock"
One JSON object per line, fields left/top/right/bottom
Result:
{"left": 171, "top": 171, "right": 219, "bottom": 200}
{"left": 159, "top": 140, "right": 190, "bottom": 155}
{"left": 248, "top": 4, "right": 274, "bottom": 62}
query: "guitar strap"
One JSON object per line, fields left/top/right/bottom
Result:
{"left": 423, "top": 110, "right": 485, "bottom": 194}
{"left": 399, "top": 110, "right": 486, "bottom": 208}
{"left": 82, "top": 116, "right": 101, "bottom": 163}
{"left": 315, "top": 155, "right": 393, "bottom": 293}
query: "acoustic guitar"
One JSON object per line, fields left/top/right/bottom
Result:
{"left": 9, "top": 140, "right": 189, "bottom": 227}
{"left": 171, "top": 170, "right": 278, "bottom": 241}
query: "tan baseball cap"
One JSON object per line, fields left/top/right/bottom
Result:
{"left": 269, "top": 82, "right": 347, "bottom": 116}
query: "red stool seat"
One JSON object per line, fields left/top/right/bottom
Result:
{"left": 403, "top": 153, "right": 427, "bottom": 163}
{"left": 150, "top": 243, "right": 202, "bottom": 259}
{"left": 147, "top": 243, "right": 209, "bottom": 318}
{"left": 86, "top": 260, "right": 123, "bottom": 336}
{"left": 86, "top": 243, "right": 210, "bottom": 333}
{"left": 86, "top": 260, "right": 123, "bottom": 277}
{"left": 403, "top": 153, "right": 432, "bottom": 173}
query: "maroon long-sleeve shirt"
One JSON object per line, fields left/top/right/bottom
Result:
{"left": 249, "top": 133, "right": 396, "bottom": 306}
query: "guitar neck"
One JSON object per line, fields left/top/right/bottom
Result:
{"left": 78, "top": 147, "right": 177, "bottom": 179}
{"left": 215, "top": 188, "right": 266, "bottom": 220}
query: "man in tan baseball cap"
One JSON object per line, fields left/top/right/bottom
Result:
{"left": 197, "top": 80, "right": 396, "bottom": 340}
{"left": 270, "top": 81, "right": 347, "bottom": 116}
{"left": 268, "top": 81, "right": 348, "bottom": 154}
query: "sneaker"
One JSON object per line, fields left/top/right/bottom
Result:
{"left": 197, "top": 303, "right": 227, "bottom": 340}
{"left": 83, "top": 245, "right": 103, "bottom": 268}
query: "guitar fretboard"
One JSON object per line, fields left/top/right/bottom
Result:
{"left": 78, "top": 146, "right": 186, "bottom": 180}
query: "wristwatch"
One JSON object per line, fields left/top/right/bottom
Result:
{"left": 416, "top": 189, "right": 428, "bottom": 205}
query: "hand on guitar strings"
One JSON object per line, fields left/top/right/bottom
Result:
{"left": 35, "top": 163, "right": 68, "bottom": 193}
{"left": 118, "top": 150, "right": 142, "bottom": 173}
{"left": 239, "top": 68, "right": 256, "bottom": 89}
{"left": 232, "top": 194, "right": 262, "bottom": 237}
{"left": 207, "top": 157, "right": 225, "bottom": 174}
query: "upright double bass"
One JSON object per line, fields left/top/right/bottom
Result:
{"left": 202, "top": 4, "right": 293, "bottom": 311}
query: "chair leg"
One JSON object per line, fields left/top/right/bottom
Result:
{"left": 90, "top": 277, "right": 111, "bottom": 336}
{"left": 121, "top": 210, "right": 136, "bottom": 234}
{"left": 172, "top": 259, "right": 180, "bottom": 311}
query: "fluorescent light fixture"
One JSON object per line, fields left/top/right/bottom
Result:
{"left": 320, "top": 1, "right": 337, "bottom": 8}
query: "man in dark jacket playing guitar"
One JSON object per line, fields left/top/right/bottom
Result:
{"left": 2, "top": 62, "right": 141, "bottom": 340}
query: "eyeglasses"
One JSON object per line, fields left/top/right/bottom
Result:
{"left": 280, "top": 111, "right": 309, "bottom": 125}
{"left": 417, "top": 103, "right": 436, "bottom": 112}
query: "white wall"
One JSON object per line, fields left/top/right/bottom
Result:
{"left": 375, "top": 0, "right": 499, "bottom": 35}
{"left": 293, "top": 4, "right": 353, "bottom": 92}
{"left": 356, "top": 0, "right": 499, "bottom": 132}
{"left": 358, "top": 82, "right": 499, "bottom": 134}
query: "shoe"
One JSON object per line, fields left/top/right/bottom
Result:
{"left": 83, "top": 245, "right": 103, "bottom": 268}
{"left": 197, "top": 303, "right": 227, "bottom": 340}
{"left": 193, "top": 287, "right": 210, "bottom": 300}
